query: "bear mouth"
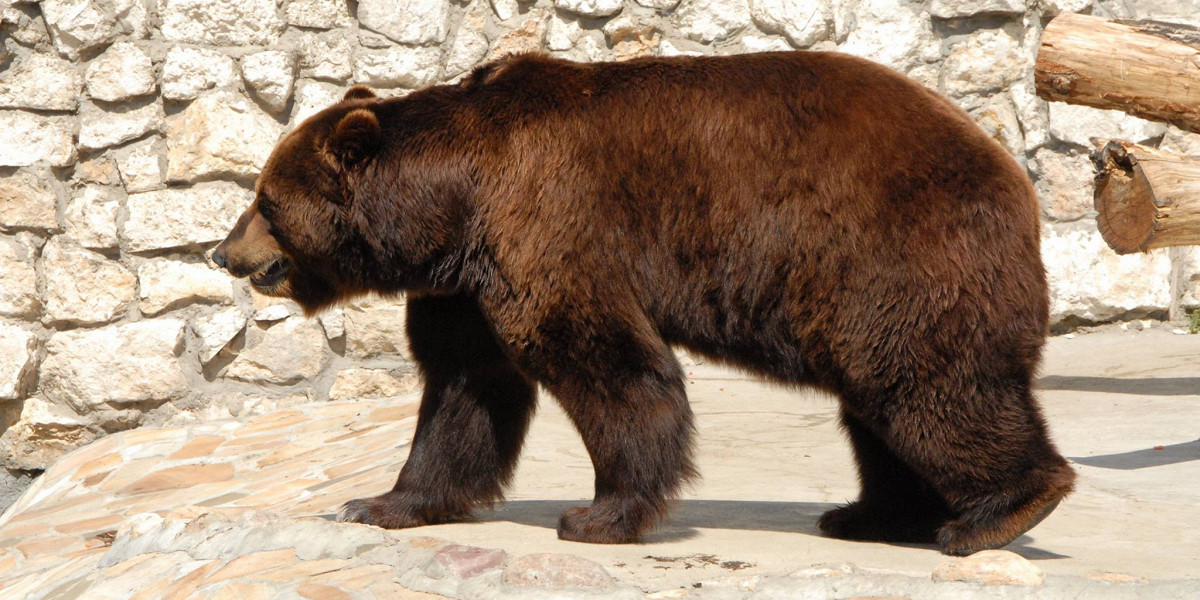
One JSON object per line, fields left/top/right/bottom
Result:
{"left": 250, "top": 256, "right": 291, "bottom": 288}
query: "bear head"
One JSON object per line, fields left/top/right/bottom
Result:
{"left": 212, "top": 85, "right": 388, "bottom": 314}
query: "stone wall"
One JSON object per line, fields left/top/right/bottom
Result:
{"left": 1, "top": 0, "right": 1199, "bottom": 499}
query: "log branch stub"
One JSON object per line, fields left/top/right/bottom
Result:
{"left": 1036, "top": 13, "right": 1200, "bottom": 133}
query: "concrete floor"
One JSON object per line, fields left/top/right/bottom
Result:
{"left": 394, "top": 326, "right": 1200, "bottom": 587}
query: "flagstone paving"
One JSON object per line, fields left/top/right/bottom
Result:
{"left": 0, "top": 326, "right": 1197, "bottom": 599}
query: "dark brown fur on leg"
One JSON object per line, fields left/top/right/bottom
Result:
{"left": 818, "top": 410, "right": 954, "bottom": 544}
{"left": 338, "top": 293, "right": 536, "bottom": 528}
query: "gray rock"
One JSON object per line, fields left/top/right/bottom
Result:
{"left": 491, "top": 0, "right": 518, "bottom": 20}
{"left": 836, "top": 0, "right": 936, "bottom": 70}
{"left": 931, "top": 549, "right": 1045, "bottom": 586}
{"left": 0, "top": 240, "right": 40, "bottom": 319}
{"left": 225, "top": 318, "right": 329, "bottom": 385}
{"left": 0, "top": 53, "right": 82, "bottom": 111}
{"left": 85, "top": 41, "right": 157, "bottom": 102}
{"left": 299, "top": 31, "right": 354, "bottom": 82}
{"left": 160, "top": 0, "right": 284, "bottom": 45}
{"left": 674, "top": 0, "right": 751, "bottom": 43}
{"left": 1033, "top": 148, "right": 1095, "bottom": 222}
{"left": 40, "top": 0, "right": 148, "bottom": 58}
{"left": 342, "top": 295, "right": 413, "bottom": 360}
{"left": 359, "top": 0, "right": 451, "bottom": 45}
{"left": 502, "top": 553, "right": 616, "bottom": 589}
{"left": 78, "top": 98, "right": 164, "bottom": 152}
{"left": 0, "top": 170, "right": 60, "bottom": 233}
{"left": 241, "top": 50, "right": 298, "bottom": 114}
{"left": 1048, "top": 103, "right": 1168, "bottom": 148}
{"left": 1043, "top": 224, "right": 1172, "bottom": 324}
{"left": 930, "top": 0, "right": 1025, "bottom": 18}
{"left": 40, "top": 318, "right": 187, "bottom": 412}
{"left": 1036, "top": 0, "right": 1091, "bottom": 15}
{"left": 137, "top": 258, "right": 234, "bottom": 316}
{"left": 166, "top": 90, "right": 283, "bottom": 183}
{"left": 115, "top": 137, "right": 167, "bottom": 193}
{"left": 750, "top": 0, "right": 830, "bottom": 48}
{"left": 285, "top": 0, "right": 352, "bottom": 29}
{"left": 1010, "top": 79, "right": 1049, "bottom": 151}
{"left": 942, "top": 29, "right": 1025, "bottom": 97}
{"left": 0, "top": 321, "right": 37, "bottom": 401}
{"left": 290, "top": 80, "right": 343, "bottom": 127}
{"left": 445, "top": 9, "right": 491, "bottom": 78}
{"left": 0, "top": 111, "right": 76, "bottom": 167}
{"left": 42, "top": 236, "right": 137, "bottom": 325}
{"left": 161, "top": 46, "right": 240, "bottom": 102}
{"left": 353, "top": 46, "right": 443, "bottom": 88}
{"left": 191, "top": 306, "right": 248, "bottom": 363}
{"left": 554, "top": 0, "right": 624, "bottom": 17}
{"left": 63, "top": 185, "right": 122, "bottom": 249}
{"left": 123, "top": 182, "right": 250, "bottom": 253}
{"left": 968, "top": 95, "right": 1024, "bottom": 159}
{"left": 428, "top": 544, "right": 507, "bottom": 579}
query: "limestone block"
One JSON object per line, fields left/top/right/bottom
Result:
{"left": 635, "top": 0, "right": 679, "bottom": 8}
{"left": 161, "top": 0, "right": 284, "bottom": 46}
{"left": 968, "top": 95, "right": 1024, "bottom": 158}
{"left": 286, "top": 0, "right": 352, "bottom": 29}
{"left": 63, "top": 185, "right": 121, "bottom": 249}
{"left": 603, "top": 15, "right": 661, "bottom": 59}
{"left": 225, "top": 318, "right": 329, "bottom": 385}
{"left": 445, "top": 15, "right": 490, "bottom": 78}
{"left": 1048, "top": 103, "right": 1167, "bottom": 148}
{"left": 115, "top": 136, "right": 167, "bottom": 193}
{"left": 1171, "top": 247, "right": 1200, "bottom": 313}
{"left": 358, "top": 0, "right": 450, "bottom": 45}
{"left": 1032, "top": 148, "right": 1094, "bottom": 222}
{"left": 740, "top": 34, "right": 792, "bottom": 52}
{"left": 0, "top": 53, "right": 82, "bottom": 111}
{"left": 1042, "top": 225, "right": 1172, "bottom": 324}
{"left": 85, "top": 41, "right": 156, "bottom": 102}
{"left": 342, "top": 295, "right": 412, "bottom": 360}
{"left": 328, "top": 368, "right": 419, "bottom": 401}
{"left": 137, "top": 258, "right": 234, "bottom": 316}
{"left": 932, "top": 550, "right": 1045, "bottom": 586}
{"left": 1010, "top": 79, "right": 1049, "bottom": 151}
{"left": 161, "top": 46, "right": 240, "bottom": 102}
{"left": 299, "top": 31, "right": 354, "bottom": 82}
{"left": 123, "top": 182, "right": 250, "bottom": 253}
{"left": 40, "top": 0, "right": 148, "bottom": 58}
{"left": 554, "top": 0, "right": 624, "bottom": 17}
{"left": 1037, "top": 0, "right": 1090, "bottom": 15}
{"left": 942, "top": 29, "right": 1025, "bottom": 97}
{"left": 39, "top": 318, "right": 188, "bottom": 412}
{"left": 42, "top": 236, "right": 137, "bottom": 325}
{"left": 290, "top": 80, "right": 342, "bottom": 127}
{"left": 0, "top": 322, "right": 37, "bottom": 400}
{"left": 930, "top": 0, "right": 1024, "bottom": 18}
{"left": 166, "top": 90, "right": 283, "bottom": 183}
{"left": 490, "top": 14, "right": 548, "bottom": 59}
{"left": 502, "top": 553, "right": 615, "bottom": 589}
{"left": 0, "top": 240, "right": 40, "bottom": 319}
{"left": 546, "top": 14, "right": 582, "bottom": 52}
{"left": 191, "top": 306, "right": 248, "bottom": 363}
{"left": 674, "top": 0, "right": 751, "bottom": 43}
{"left": 353, "top": 46, "right": 443, "bottom": 88}
{"left": 0, "top": 397, "right": 96, "bottom": 471}
{"left": 78, "top": 98, "right": 164, "bottom": 152}
{"left": 0, "top": 171, "right": 59, "bottom": 233}
{"left": 76, "top": 156, "right": 122, "bottom": 185}
{"left": 1160, "top": 126, "right": 1200, "bottom": 155}
{"left": 319, "top": 309, "right": 344, "bottom": 339}
{"left": 241, "top": 50, "right": 298, "bottom": 114}
{"left": 835, "top": 0, "right": 936, "bottom": 70}
{"left": 0, "top": 111, "right": 76, "bottom": 167}
{"left": 491, "top": 0, "right": 518, "bottom": 20}
{"left": 749, "top": 0, "right": 830, "bottom": 48}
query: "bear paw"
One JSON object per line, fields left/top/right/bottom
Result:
{"left": 336, "top": 493, "right": 467, "bottom": 529}
{"left": 817, "top": 502, "right": 942, "bottom": 544}
{"left": 936, "top": 497, "right": 1063, "bottom": 556}
{"left": 557, "top": 506, "right": 642, "bottom": 544}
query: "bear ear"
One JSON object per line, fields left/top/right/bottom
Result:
{"left": 323, "top": 108, "right": 382, "bottom": 170}
{"left": 343, "top": 85, "right": 378, "bottom": 102}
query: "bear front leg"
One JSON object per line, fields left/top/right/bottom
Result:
{"left": 337, "top": 293, "right": 537, "bottom": 529}
{"left": 538, "top": 333, "right": 698, "bottom": 544}
{"left": 818, "top": 409, "right": 954, "bottom": 544}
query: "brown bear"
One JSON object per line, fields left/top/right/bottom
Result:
{"left": 212, "top": 51, "right": 1076, "bottom": 556}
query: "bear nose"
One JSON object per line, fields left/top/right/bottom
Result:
{"left": 211, "top": 247, "right": 228, "bottom": 270}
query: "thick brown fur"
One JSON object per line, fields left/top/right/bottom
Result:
{"left": 213, "top": 51, "right": 1076, "bottom": 555}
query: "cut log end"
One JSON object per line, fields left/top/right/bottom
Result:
{"left": 1092, "top": 141, "right": 1200, "bottom": 254}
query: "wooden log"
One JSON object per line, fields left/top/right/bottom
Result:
{"left": 1036, "top": 13, "right": 1200, "bottom": 133}
{"left": 1093, "top": 140, "right": 1200, "bottom": 253}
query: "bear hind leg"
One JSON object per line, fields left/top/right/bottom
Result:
{"left": 337, "top": 293, "right": 537, "bottom": 529}
{"left": 818, "top": 409, "right": 954, "bottom": 544}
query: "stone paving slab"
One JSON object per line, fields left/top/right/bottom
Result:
{"left": 0, "top": 326, "right": 1197, "bottom": 599}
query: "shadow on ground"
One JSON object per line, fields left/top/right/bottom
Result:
{"left": 1070, "top": 438, "right": 1200, "bottom": 470}
{"left": 1038, "top": 376, "right": 1200, "bottom": 396}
